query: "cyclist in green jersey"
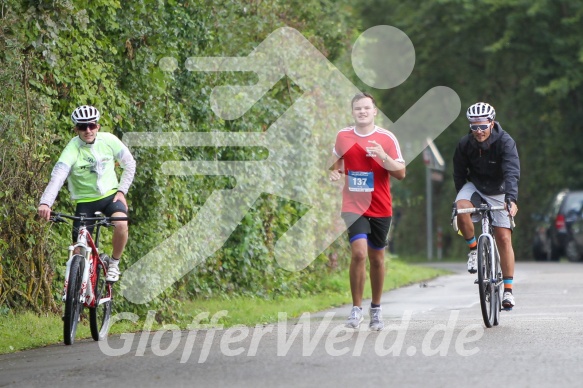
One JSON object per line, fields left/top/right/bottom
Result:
{"left": 38, "top": 105, "right": 136, "bottom": 282}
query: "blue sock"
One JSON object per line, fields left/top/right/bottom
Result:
{"left": 465, "top": 236, "right": 477, "bottom": 250}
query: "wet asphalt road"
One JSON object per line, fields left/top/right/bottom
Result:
{"left": 1, "top": 261, "right": 583, "bottom": 388}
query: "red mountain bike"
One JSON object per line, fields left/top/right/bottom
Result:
{"left": 50, "top": 212, "right": 128, "bottom": 345}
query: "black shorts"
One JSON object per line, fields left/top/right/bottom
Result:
{"left": 341, "top": 212, "right": 392, "bottom": 250}
{"left": 72, "top": 193, "right": 128, "bottom": 242}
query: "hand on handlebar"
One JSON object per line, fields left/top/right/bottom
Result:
{"left": 38, "top": 204, "right": 51, "bottom": 221}
{"left": 505, "top": 199, "right": 518, "bottom": 217}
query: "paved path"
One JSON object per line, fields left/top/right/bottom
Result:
{"left": 2, "top": 262, "right": 582, "bottom": 388}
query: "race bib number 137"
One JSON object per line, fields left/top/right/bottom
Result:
{"left": 348, "top": 171, "right": 374, "bottom": 192}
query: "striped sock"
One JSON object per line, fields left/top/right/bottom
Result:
{"left": 503, "top": 277, "right": 513, "bottom": 293}
{"left": 465, "top": 236, "right": 477, "bottom": 250}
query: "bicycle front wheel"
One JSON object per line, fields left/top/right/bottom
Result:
{"left": 493, "top": 248, "right": 502, "bottom": 326}
{"left": 477, "top": 236, "right": 496, "bottom": 328}
{"left": 90, "top": 255, "right": 112, "bottom": 341}
{"left": 64, "top": 254, "right": 85, "bottom": 345}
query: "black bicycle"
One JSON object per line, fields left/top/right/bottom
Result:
{"left": 50, "top": 212, "right": 128, "bottom": 345}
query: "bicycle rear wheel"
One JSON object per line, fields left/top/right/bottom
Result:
{"left": 90, "top": 254, "right": 112, "bottom": 341}
{"left": 64, "top": 255, "right": 85, "bottom": 345}
{"left": 477, "top": 236, "right": 496, "bottom": 328}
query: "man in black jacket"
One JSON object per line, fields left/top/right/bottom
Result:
{"left": 453, "top": 102, "right": 519, "bottom": 309}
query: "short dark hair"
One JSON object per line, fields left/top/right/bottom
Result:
{"left": 351, "top": 92, "right": 376, "bottom": 108}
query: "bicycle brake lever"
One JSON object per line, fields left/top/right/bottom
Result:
{"left": 49, "top": 215, "right": 66, "bottom": 223}
{"left": 450, "top": 203, "right": 458, "bottom": 221}
{"left": 505, "top": 198, "right": 516, "bottom": 228}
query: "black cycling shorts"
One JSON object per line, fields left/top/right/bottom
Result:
{"left": 341, "top": 212, "right": 392, "bottom": 250}
{"left": 72, "top": 193, "right": 128, "bottom": 242}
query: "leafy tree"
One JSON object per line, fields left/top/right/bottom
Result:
{"left": 358, "top": 0, "right": 583, "bottom": 259}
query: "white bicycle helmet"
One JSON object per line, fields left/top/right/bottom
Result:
{"left": 466, "top": 102, "right": 495, "bottom": 122}
{"left": 71, "top": 105, "right": 100, "bottom": 124}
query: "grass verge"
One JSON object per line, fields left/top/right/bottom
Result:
{"left": 0, "top": 259, "right": 449, "bottom": 354}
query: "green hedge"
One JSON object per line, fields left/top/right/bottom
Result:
{"left": 0, "top": 0, "right": 358, "bottom": 316}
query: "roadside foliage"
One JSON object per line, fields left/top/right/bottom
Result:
{"left": 0, "top": 0, "right": 357, "bottom": 315}
{"left": 4, "top": 0, "right": 581, "bottom": 315}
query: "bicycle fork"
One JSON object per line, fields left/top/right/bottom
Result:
{"left": 62, "top": 244, "right": 94, "bottom": 305}
{"left": 493, "top": 242, "right": 503, "bottom": 289}
{"left": 478, "top": 233, "right": 502, "bottom": 295}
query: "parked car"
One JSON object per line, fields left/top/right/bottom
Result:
{"left": 565, "top": 210, "right": 583, "bottom": 262}
{"left": 532, "top": 189, "right": 583, "bottom": 261}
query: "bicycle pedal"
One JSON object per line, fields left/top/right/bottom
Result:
{"left": 502, "top": 307, "right": 513, "bottom": 311}
{"left": 473, "top": 279, "right": 479, "bottom": 284}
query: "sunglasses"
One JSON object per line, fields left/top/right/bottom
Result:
{"left": 469, "top": 124, "right": 490, "bottom": 132}
{"left": 76, "top": 123, "right": 98, "bottom": 131}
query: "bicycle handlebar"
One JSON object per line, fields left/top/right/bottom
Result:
{"left": 49, "top": 212, "right": 129, "bottom": 224}
{"left": 452, "top": 203, "right": 515, "bottom": 228}
{"left": 455, "top": 205, "right": 506, "bottom": 215}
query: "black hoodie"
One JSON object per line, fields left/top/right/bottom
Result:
{"left": 453, "top": 122, "right": 520, "bottom": 203}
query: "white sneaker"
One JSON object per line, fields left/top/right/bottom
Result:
{"left": 502, "top": 291, "right": 515, "bottom": 309}
{"left": 345, "top": 306, "right": 364, "bottom": 329}
{"left": 106, "top": 259, "right": 121, "bottom": 282}
{"left": 467, "top": 250, "right": 478, "bottom": 274}
{"left": 369, "top": 307, "right": 384, "bottom": 331}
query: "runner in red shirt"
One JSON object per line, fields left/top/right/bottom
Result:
{"left": 329, "top": 92, "right": 405, "bottom": 330}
